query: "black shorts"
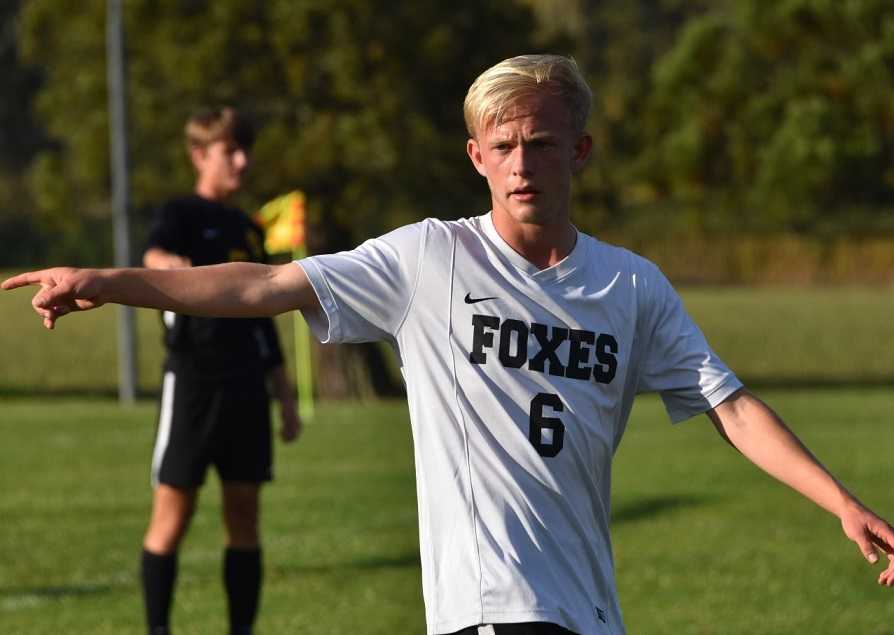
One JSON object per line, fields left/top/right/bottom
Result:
{"left": 447, "top": 625, "right": 578, "bottom": 635}
{"left": 150, "top": 369, "right": 272, "bottom": 488}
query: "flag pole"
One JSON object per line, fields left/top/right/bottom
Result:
{"left": 293, "top": 244, "right": 315, "bottom": 423}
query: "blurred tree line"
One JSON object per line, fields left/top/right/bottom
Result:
{"left": 2, "top": 0, "right": 893, "bottom": 269}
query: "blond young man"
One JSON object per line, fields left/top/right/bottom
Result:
{"left": 140, "top": 108, "right": 300, "bottom": 635}
{"left": 5, "top": 56, "right": 893, "bottom": 635}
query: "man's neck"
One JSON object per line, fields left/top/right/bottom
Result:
{"left": 194, "top": 182, "right": 228, "bottom": 202}
{"left": 491, "top": 212, "right": 577, "bottom": 270}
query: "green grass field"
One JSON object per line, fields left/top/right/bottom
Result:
{"left": 0, "top": 400, "right": 423, "bottom": 634}
{"left": 1, "top": 392, "right": 892, "bottom": 634}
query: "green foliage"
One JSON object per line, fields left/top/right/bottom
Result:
{"left": 0, "top": 0, "right": 50, "bottom": 266}
{"left": 8, "top": 1, "right": 894, "bottom": 264}
{"left": 16, "top": 0, "right": 540, "bottom": 264}
{"left": 639, "top": 0, "right": 894, "bottom": 231}
{"left": 565, "top": 0, "right": 714, "bottom": 234}
{"left": 19, "top": 0, "right": 109, "bottom": 256}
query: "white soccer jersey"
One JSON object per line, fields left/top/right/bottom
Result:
{"left": 298, "top": 212, "right": 742, "bottom": 635}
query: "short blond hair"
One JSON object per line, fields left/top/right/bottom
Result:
{"left": 184, "top": 106, "right": 255, "bottom": 151}
{"left": 463, "top": 54, "right": 592, "bottom": 138}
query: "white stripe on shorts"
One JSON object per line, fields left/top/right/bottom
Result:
{"left": 477, "top": 627, "right": 495, "bottom": 635}
{"left": 150, "top": 370, "right": 176, "bottom": 487}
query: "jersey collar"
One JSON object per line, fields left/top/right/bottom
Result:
{"left": 480, "top": 211, "right": 587, "bottom": 283}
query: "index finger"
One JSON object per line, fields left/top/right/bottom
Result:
{"left": 1, "top": 271, "right": 48, "bottom": 291}
{"left": 880, "top": 554, "right": 894, "bottom": 587}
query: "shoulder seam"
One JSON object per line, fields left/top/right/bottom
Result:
{"left": 392, "top": 219, "right": 430, "bottom": 337}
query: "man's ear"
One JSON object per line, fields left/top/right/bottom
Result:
{"left": 467, "top": 138, "right": 488, "bottom": 177}
{"left": 571, "top": 133, "right": 593, "bottom": 174}
{"left": 189, "top": 145, "right": 207, "bottom": 172}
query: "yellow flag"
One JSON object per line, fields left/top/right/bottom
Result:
{"left": 253, "top": 191, "right": 306, "bottom": 254}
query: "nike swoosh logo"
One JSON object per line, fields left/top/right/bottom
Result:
{"left": 464, "top": 292, "right": 497, "bottom": 304}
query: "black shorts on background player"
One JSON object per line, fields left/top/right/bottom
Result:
{"left": 154, "top": 371, "right": 272, "bottom": 487}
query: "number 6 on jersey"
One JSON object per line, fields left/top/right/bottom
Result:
{"left": 529, "top": 393, "right": 565, "bottom": 457}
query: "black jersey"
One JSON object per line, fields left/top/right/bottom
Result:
{"left": 145, "top": 195, "right": 284, "bottom": 379}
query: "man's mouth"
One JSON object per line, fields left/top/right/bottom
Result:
{"left": 510, "top": 187, "right": 539, "bottom": 199}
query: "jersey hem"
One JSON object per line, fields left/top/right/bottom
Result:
{"left": 669, "top": 376, "right": 744, "bottom": 424}
{"left": 295, "top": 259, "right": 340, "bottom": 343}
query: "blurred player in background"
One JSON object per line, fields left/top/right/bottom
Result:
{"left": 4, "top": 58, "right": 892, "bottom": 635}
{"left": 140, "top": 107, "right": 300, "bottom": 635}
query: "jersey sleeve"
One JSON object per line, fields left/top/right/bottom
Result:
{"left": 296, "top": 221, "right": 427, "bottom": 344}
{"left": 144, "top": 201, "right": 186, "bottom": 255}
{"left": 637, "top": 263, "right": 743, "bottom": 423}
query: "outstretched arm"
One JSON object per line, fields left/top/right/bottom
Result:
{"left": 709, "top": 389, "right": 894, "bottom": 586}
{"left": 1, "top": 262, "right": 319, "bottom": 329}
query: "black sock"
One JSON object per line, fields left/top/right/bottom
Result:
{"left": 224, "top": 546, "right": 262, "bottom": 634}
{"left": 141, "top": 549, "right": 177, "bottom": 633}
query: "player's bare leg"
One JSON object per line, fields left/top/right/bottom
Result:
{"left": 144, "top": 484, "right": 198, "bottom": 553}
{"left": 222, "top": 482, "right": 263, "bottom": 635}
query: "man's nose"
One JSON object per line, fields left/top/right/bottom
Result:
{"left": 511, "top": 144, "right": 534, "bottom": 177}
